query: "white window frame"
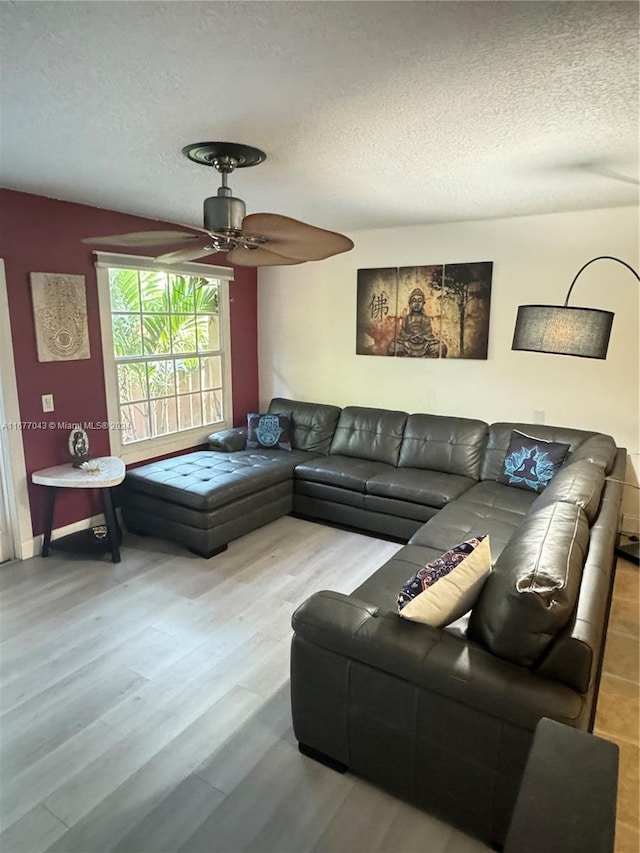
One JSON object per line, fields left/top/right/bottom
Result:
{"left": 95, "top": 251, "right": 234, "bottom": 464}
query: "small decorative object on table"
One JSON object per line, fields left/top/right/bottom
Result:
{"left": 68, "top": 426, "right": 90, "bottom": 468}
{"left": 80, "top": 459, "right": 104, "bottom": 474}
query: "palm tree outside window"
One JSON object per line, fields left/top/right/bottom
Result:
{"left": 95, "top": 254, "right": 233, "bottom": 463}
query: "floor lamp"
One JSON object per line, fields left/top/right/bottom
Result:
{"left": 512, "top": 254, "right": 640, "bottom": 563}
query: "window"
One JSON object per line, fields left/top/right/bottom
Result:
{"left": 96, "top": 252, "right": 233, "bottom": 463}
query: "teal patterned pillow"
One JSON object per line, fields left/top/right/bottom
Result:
{"left": 246, "top": 412, "right": 292, "bottom": 451}
{"left": 498, "top": 430, "right": 570, "bottom": 493}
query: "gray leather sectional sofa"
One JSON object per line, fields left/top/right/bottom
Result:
{"left": 120, "top": 397, "right": 625, "bottom": 848}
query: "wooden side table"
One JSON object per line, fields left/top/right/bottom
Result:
{"left": 32, "top": 457, "right": 126, "bottom": 563}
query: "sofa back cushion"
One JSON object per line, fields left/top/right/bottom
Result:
{"left": 467, "top": 502, "right": 590, "bottom": 667}
{"left": 268, "top": 398, "right": 342, "bottom": 454}
{"left": 481, "top": 423, "right": 617, "bottom": 481}
{"left": 330, "top": 406, "right": 408, "bottom": 466}
{"left": 528, "top": 459, "right": 605, "bottom": 526}
{"left": 398, "top": 414, "right": 488, "bottom": 479}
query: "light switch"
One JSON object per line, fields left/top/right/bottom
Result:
{"left": 42, "top": 394, "right": 54, "bottom": 412}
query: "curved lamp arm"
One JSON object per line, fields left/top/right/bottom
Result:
{"left": 563, "top": 255, "right": 640, "bottom": 307}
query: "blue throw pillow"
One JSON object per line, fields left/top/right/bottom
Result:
{"left": 498, "top": 430, "right": 570, "bottom": 493}
{"left": 246, "top": 412, "right": 292, "bottom": 451}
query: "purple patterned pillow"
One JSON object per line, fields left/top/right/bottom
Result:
{"left": 397, "top": 536, "right": 488, "bottom": 613}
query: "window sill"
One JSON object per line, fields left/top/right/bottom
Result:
{"left": 111, "top": 422, "right": 230, "bottom": 465}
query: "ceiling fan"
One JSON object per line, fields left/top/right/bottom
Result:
{"left": 82, "top": 142, "right": 354, "bottom": 267}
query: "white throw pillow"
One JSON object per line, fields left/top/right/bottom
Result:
{"left": 397, "top": 536, "right": 492, "bottom": 628}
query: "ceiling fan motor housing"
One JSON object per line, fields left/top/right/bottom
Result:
{"left": 203, "top": 189, "right": 246, "bottom": 235}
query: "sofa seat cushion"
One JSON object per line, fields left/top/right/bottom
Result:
{"left": 366, "top": 468, "right": 476, "bottom": 509}
{"left": 409, "top": 496, "right": 529, "bottom": 564}
{"left": 295, "top": 480, "right": 366, "bottom": 509}
{"left": 294, "top": 455, "right": 395, "bottom": 491}
{"left": 363, "top": 495, "right": 438, "bottom": 523}
{"left": 456, "top": 480, "right": 539, "bottom": 514}
{"left": 124, "top": 449, "right": 318, "bottom": 511}
{"left": 468, "top": 502, "right": 590, "bottom": 667}
{"left": 353, "top": 544, "right": 446, "bottom": 610}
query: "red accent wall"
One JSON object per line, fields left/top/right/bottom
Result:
{"left": 0, "top": 189, "right": 258, "bottom": 536}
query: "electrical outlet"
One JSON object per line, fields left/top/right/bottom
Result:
{"left": 533, "top": 410, "right": 545, "bottom": 423}
{"left": 42, "top": 394, "right": 54, "bottom": 413}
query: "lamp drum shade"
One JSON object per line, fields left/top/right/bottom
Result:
{"left": 512, "top": 305, "right": 614, "bottom": 359}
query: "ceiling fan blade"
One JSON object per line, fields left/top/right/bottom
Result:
{"left": 587, "top": 166, "right": 640, "bottom": 186}
{"left": 242, "top": 214, "right": 354, "bottom": 261}
{"left": 530, "top": 159, "right": 640, "bottom": 186}
{"left": 226, "top": 246, "right": 306, "bottom": 267}
{"left": 155, "top": 244, "right": 215, "bottom": 264}
{"left": 82, "top": 230, "right": 202, "bottom": 247}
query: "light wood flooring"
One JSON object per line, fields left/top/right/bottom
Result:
{"left": 0, "top": 516, "right": 637, "bottom": 853}
{"left": 595, "top": 555, "right": 640, "bottom": 853}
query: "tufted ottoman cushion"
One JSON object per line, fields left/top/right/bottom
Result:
{"left": 121, "top": 448, "right": 324, "bottom": 557}
{"left": 124, "top": 449, "right": 319, "bottom": 511}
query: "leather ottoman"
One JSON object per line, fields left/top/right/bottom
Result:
{"left": 120, "top": 448, "right": 319, "bottom": 557}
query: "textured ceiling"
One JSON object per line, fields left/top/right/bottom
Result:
{"left": 1, "top": 1, "right": 638, "bottom": 233}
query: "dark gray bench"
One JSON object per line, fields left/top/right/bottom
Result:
{"left": 505, "top": 718, "right": 619, "bottom": 853}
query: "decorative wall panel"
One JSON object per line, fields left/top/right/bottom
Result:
{"left": 30, "top": 272, "right": 90, "bottom": 361}
{"left": 356, "top": 262, "right": 493, "bottom": 359}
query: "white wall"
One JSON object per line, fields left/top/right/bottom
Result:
{"left": 258, "top": 206, "right": 640, "bottom": 529}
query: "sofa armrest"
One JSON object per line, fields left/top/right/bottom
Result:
{"left": 292, "top": 591, "right": 585, "bottom": 729}
{"left": 207, "top": 427, "right": 247, "bottom": 452}
{"left": 292, "top": 590, "right": 439, "bottom": 676}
